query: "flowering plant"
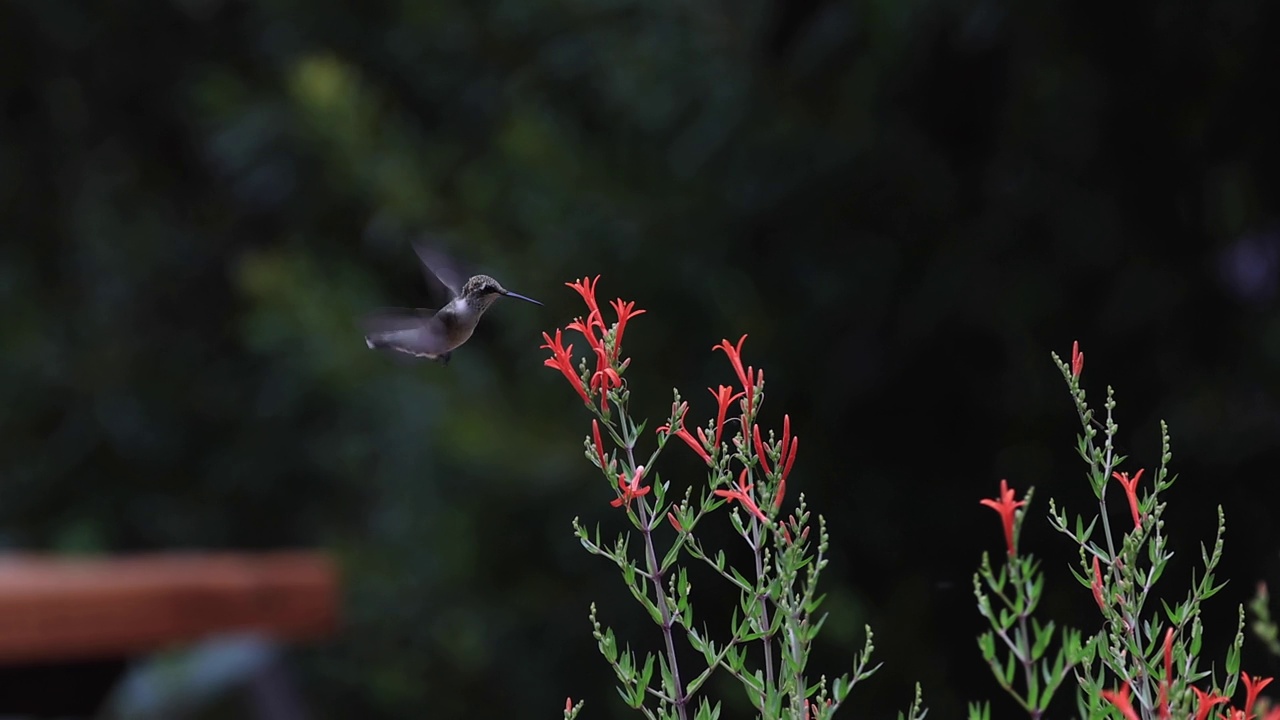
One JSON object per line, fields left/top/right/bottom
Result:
{"left": 972, "top": 342, "right": 1277, "bottom": 719}
{"left": 542, "top": 278, "right": 1276, "bottom": 719}
{"left": 544, "top": 277, "right": 926, "bottom": 720}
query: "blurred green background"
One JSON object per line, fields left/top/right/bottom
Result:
{"left": 2, "top": 0, "right": 1279, "bottom": 716}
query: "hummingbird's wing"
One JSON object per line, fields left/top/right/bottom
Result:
{"left": 412, "top": 241, "right": 468, "bottom": 302}
{"left": 362, "top": 308, "right": 453, "bottom": 359}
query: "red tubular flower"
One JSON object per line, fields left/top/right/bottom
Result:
{"left": 1243, "top": 672, "right": 1274, "bottom": 718}
{"left": 658, "top": 403, "right": 711, "bottom": 465}
{"left": 710, "top": 385, "right": 744, "bottom": 450}
{"left": 773, "top": 416, "right": 799, "bottom": 509}
{"left": 589, "top": 345, "right": 622, "bottom": 405}
{"left": 979, "top": 479, "right": 1026, "bottom": 557}
{"left": 713, "top": 335, "right": 749, "bottom": 389}
{"left": 803, "top": 698, "right": 831, "bottom": 720}
{"left": 608, "top": 298, "right": 645, "bottom": 362}
{"left": 1101, "top": 684, "right": 1140, "bottom": 720}
{"left": 752, "top": 416, "right": 800, "bottom": 509}
{"left": 695, "top": 426, "right": 712, "bottom": 453}
{"left": 1193, "top": 687, "right": 1230, "bottom": 720}
{"left": 566, "top": 275, "right": 603, "bottom": 324}
{"left": 1071, "top": 340, "right": 1084, "bottom": 378}
{"left": 567, "top": 315, "right": 603, "bottom": 352}
{"left": 1112, "top": 468, "right": 1145, "bottom": 529}
{"left": 1091, "top": 556, "right": 1106, "bottom": 609}
{"left": 667, "top": 511, "right": 682, "bottom": 532}
{"left": 775, "top": 453, "right": 793, "bottom": 509}
{"left": 542, "top": 330, "right": 590, "bottom": 405}
{"left": 609, "top": 466, "right": 651, "bottom": 509}
{"left": 1159, "top": 627, "right": 1174, "bottom": 719}
{"left": 714, "top": 468, "right": 768, "bottom": 522}
{"left": 592, "top": 419, "right": 610, "bottom": 471}
{"left": 753, "top": 424, "right": 771, "bottom": 475}
{"left": 713, "top": 334, "right": 756, "bottom": 412}
{"left": 565, "top": 276, "right": 607, "bottom": 357}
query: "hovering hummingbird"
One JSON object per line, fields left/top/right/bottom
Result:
{"left": 363, "top": 242, "right": 543, "bottom": 365}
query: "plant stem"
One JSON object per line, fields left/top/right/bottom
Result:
{"left": 1012, "top": 561, "right": 1041, "bottom": 720}
{"left": 627, "top": 440, "right": 689, "bottom": 720}
{"left": 750, "top": 509, "right": 776, "bottom": 698}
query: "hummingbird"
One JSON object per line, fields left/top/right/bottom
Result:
{"left": 363, "top": 242, "right": 543, "bottom": 365}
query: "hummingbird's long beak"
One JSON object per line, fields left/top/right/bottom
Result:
{"left": 503, "top": 290, "right": 544, "bottom": 306}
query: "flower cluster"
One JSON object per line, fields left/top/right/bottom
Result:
{"left": 1100, "top": 667, "right": 1275, "bottom": 719}
{"left": 542, "top": 278, "right": 798, "bottom": 522}
{"left": 657, "top": 334, "right": 798, "bottom": 522}
{"left": 541, "top": 275, "right": 646, "bottom": 411}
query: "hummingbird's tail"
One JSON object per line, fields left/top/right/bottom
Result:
{"left": 361, "top": 309, "right": 452, "bottom": 364}
{"left": 364, "top": 331, "right": 450, "bottom": 365}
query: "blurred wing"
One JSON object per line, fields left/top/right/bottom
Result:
{"left": 412, "top": 240, "right": 467, "bottom": 302}
{"left": 364, "top": 307, "right": 437, "bottom": 318}
{"left": 362, "top": 309, "right": 451, "bottom": 359}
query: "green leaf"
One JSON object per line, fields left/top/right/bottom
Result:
{"left": 805, "top": 592, "right": 828, "bottom": 614}
{"left": 658, "top": 653, "right": 676, "bottom": 703}
{"left": 639, "top": 652, "right": 656, "bottom": 689}
{"left": 1150, "top": 556, "right": 1167, "bottom": 585}
{"left": 1203, "top": 578, "right": 1229, "bottom": 600}
{"left": 661, "top": 541, "right": 683, "bottom": 572}
{"left": 830, "top": 675, "right": 849, "bottom": 703}
{"left": 978, "top": 632, "right": 996, "bottom": 661}
{"left": 693, "top": 699, "right": 722, "bottom": 720}
{"left": 1032, "top": 619, "right": 1056, "bottom": 660}
{"left": 1027, "top": 663, "right": 1040, "bottom": 707}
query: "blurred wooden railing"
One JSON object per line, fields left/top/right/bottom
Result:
{"left": 0, "top": 551, "right": 338, "bottom": 663}
{"left": 0, "top": 551, "right": 339, "bottom": 714}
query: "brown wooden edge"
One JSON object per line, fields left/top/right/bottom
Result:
{"left": 0, "top": 551, "right": 339, "bottom": 664}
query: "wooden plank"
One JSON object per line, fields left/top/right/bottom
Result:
{"left": 0, "top": 552, "right": 339, "bottom": 664}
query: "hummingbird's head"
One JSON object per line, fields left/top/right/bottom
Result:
{"left": 461, "top": 274, "right": 544, "bottom": 309}
{"left": 461, "top": 274, "right": 506, "bottom": 300}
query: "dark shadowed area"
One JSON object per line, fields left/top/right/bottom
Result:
{"left": 2, "top": 0, "right": 1279, "bottom": 717}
